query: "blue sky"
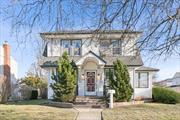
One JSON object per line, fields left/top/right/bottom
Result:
{"left": 0, "top": 17, "right": 179, "bottom": 80}
{"left": 0, "top": 1, "right": 179, "bottom": 80}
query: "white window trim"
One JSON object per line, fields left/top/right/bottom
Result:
{"left": 136, "top": 72, "right": 149, "bottom": 88}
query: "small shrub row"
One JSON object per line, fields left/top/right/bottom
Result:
{"left": 153, "top": 87, "right": 180, "bottom": 104}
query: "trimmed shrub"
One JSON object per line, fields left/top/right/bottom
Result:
{"left": 153, "top": 87, "right": 180, "bottom": 104}
{"left": 31, "top": 90, "right": 38, "bottom": 99}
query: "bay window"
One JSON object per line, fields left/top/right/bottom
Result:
{"left": 136, "top": 72, "right": 149, "bottom": 88}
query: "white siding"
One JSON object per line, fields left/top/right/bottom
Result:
{"left": 10, "top": 56, "right": 18, "bottom": 84}
{"left": 81, "top": 39, "right": 100, "bottom": 56}
{"left": 47, "top": 40, "right": 61, "bottom": 57}
{"left": 46, "top": 34, "right": 140, "bottom": 57}
{"left": 134, "top": 72, "right": 153, "bottom": 99}
{"left": 122, "top": 35, "right": 138, "bottom": 56}
{"left": 47, "top": 68, "right": 56, "bottom": 99}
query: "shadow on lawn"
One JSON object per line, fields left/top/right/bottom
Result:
{"left": 5, "top": 99, "right": 74, "bottom": 109}
{"left": 6, "top": 99, "right": 49, "bottom": 105}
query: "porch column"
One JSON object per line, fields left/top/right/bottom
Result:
{"left": 77, "top": 66, "right": 85, "bottom": 96}
{"left": 47, "top": 68, "right": 55, "bottom": 99}
{"left": 97, "top": 65, "right": 104, "bottom": 96}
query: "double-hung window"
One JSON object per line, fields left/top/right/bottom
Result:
{"left": 104, "top": 68, "right": 114, "bottom": 86}
{"left": 136, "top": 72, "right": 149, "bottom": 88}
{"left": 72, "top": 40, "right": 81, "bottom": 55}
{"left": 111, "top": 40, "right": 122, "bottom": 55}
{"left": 100, "top": 40, "right": 110, "bottom": 48}
{"left": 61, "top": 40, "right": 71, "bottom": 55}
{"left": 61, "top": 40, "right": 81, "bottom": 55}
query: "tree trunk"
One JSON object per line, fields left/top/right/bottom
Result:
{"left": 0, "top": 76, "right": 9, "bottom": 103}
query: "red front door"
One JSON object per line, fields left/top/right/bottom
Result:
{"left": 86, "top": 72, "right": 95, "bottom": 92}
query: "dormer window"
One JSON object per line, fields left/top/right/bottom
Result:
{"left": 61, "top": 39, "right": 81, "bottom": 55}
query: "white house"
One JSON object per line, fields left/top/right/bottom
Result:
{"left": 0, "top": 41, "right": 18, "bottom": 99}
{"left": 40, "top": 30, "right": 159, "bottom": 99}
{"left": 155, "top": 72, "right": 180, "bottom": 92}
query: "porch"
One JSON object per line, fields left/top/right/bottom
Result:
{"left": 75, "top": 51, "right": 106, "bottom": 97}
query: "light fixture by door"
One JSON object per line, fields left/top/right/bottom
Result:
{"left": 97, "top": 74, "right": 100, "bottom": 80}
{"left": 81, "top": 74, "right": 85, "bottom": 80}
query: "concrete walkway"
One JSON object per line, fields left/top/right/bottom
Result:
{"left": 75, "top": 108, "right": 103, "bottom": 120}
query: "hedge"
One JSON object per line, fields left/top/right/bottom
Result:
{"left": 153, "top": 87, "right": 180, "bottom": 104}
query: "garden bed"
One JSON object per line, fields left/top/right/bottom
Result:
{"left": 47, "top": 101, "right": 74, "bottom": 108}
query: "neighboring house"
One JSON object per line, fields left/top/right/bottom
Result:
{"left": 0, "top": 41, "right": 18, "bottom": 99}
{"left": 154, "top": 72, "right": 180, "bottom": 92}
{"left": 40, "top": 30, "right": 159, "bottom": 99}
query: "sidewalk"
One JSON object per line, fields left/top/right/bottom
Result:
{"left": 75, "top": 108, "right": 103, "bottom": 120}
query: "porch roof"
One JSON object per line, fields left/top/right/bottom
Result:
{"left": 135, "top": 66, "right": 159, "bottom": 72}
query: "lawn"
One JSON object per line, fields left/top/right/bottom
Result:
{"left": 103, "top": 103, "right": 180, "bottom": 120}
{"left": 0, "top": 100, "right": 77, "bottom": 120}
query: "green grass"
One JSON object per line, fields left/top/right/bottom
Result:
{"left": 0, "top": 100, "right": 77, "bottom": 120}
{"left": 103, "top": 103, "right": 180, "bottom": 120}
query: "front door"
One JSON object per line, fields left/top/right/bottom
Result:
{"left": 85, "top": 71, "right": 96, "bottom": 96}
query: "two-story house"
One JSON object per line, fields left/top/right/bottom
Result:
{"left": 40, "top": 30, "right": 159, "bottom": 100}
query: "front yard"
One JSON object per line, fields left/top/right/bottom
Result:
{"left": 103, "top": 103, "right": 180, "bottom": 120}
{"left": 0, "top": 100, "right": 77, "bottom": 120}
{"left": 1, "top": 100, "right": 180, "bottom": 120}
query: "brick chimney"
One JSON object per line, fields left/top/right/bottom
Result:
{"left": 3, "top": 41, "right": 11, "bottom": 97}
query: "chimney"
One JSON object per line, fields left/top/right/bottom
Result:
{"left": 3, "top": 41, "right": 11, "bottom": 97}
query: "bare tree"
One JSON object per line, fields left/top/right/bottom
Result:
{"left": 26, "top": 41, "right": 47, "bottom": 77}
{"left": 0, "top": 75, "right": 9, "bottom": 103}
{"left": 1, "top": 0, "right": 180, "bottom": 58}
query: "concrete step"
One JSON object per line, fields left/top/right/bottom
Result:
{"left": 74, "top": 96, "right": 107, "bottom": 108}
{"left": 76, "top": 96, "right": 104, "bottom": 101}
{"left": 74, "top": 103, "right": 106, "bottom": 108}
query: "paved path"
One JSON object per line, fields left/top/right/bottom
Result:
{"left": 75, "top": 108, "right": 103, "bottom": 120}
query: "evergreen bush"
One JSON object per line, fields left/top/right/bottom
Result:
{"left": 50, "top": 52, "right": 77, "bottom": 102}
{"left": 109, "top": 59, "right": 133, "bottom": 102}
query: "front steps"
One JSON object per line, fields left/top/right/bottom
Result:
{"left": 74, "top": 96, "right": 107, "bottom": 108}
